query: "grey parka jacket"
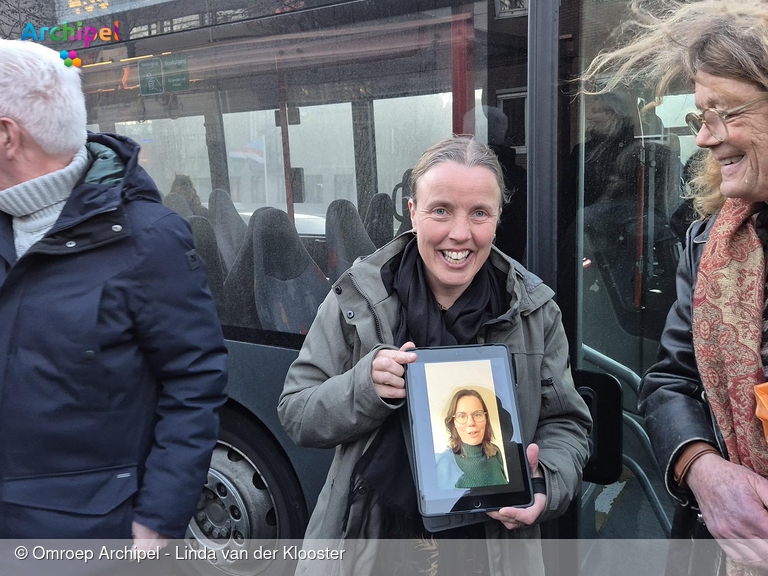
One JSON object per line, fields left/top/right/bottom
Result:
{"left": 278, "top": 235, "right": 591, "bottom": 575}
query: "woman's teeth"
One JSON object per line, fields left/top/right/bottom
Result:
{"left": 443, "top": 250, "right": 469, "bottom": 263}
{"left": 720, "top": 156, "right": 743, "bottom": 166}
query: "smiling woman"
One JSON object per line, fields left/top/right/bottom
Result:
{"left": 689, "top": 71, "right": 768, "bottom": 204}
{"left": 580, "top": 1, "right": 768, "bottom": 572}
{"left": 278, "top": 135, "right": 591, "bottom": 574}
{"left": 408, "top": 142, "right": 503, "bottom": 310}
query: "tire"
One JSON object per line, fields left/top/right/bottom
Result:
{"left": 180, "top": 408, "right": 308, "bottom": 576}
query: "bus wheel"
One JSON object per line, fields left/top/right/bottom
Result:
{"left": 181, "top": 410, "right": 308, "bottom": 576}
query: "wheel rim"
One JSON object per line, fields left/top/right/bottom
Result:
{"left": 184, "top": 440, "right": 280, "bottom": 575}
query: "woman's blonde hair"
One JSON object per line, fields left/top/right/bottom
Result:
{"left": 581, "top": 0, "right": 768, "bottom": 216}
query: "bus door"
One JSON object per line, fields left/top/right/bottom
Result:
{"left": 561, "top": 0, "right": 702, "bottom": 563}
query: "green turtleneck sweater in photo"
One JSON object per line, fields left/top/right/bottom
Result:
{"left": 453, "top": 442, "right": 508, "bottom": 488}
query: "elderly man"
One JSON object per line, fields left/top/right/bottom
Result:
{"left": 0, "top": 39, "right": 227, "bottom": 546}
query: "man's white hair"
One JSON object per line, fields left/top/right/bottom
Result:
{"left": 0, "top": 40, "right": 87, "bottom": 157}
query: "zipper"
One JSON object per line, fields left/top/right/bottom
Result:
{"left": 347, "top": 273, "right": 384, "bottom": 343}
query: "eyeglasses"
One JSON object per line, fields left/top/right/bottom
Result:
{"left": 453, "top": 411, "right": 486, "bottom": 425}
{"left": 685, "top": 94, "right": 768, "bottom": 142}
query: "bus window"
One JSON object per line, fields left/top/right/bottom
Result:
{"left": 223, "top": 110, "right": 284, "bottom": 207}
{"left": 288, "top": 103, "right": 356, "bottom": 210}
{"left": 374, "top": 93, "right": 453, "bottom": 198}
{"left": 115, "top": 117, "right": 211, "bottom": 200}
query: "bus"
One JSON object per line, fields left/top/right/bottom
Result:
{"left": 1, "top": 0, "right": 698, "bottom": 573}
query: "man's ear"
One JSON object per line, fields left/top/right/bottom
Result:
{"left": 0, "top": 117, "right": 22, "bottom": 159}
{"left": 0, "top": 118, "right": 11, "bottom": 148}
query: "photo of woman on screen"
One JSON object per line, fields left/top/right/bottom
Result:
{"left": 436, "top": 388, "right": 509, "bottom": 489}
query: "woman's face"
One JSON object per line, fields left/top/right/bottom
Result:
{"left": 693, "top": 72, "right": 768, "bottom": 202}
{"left": 454, "top": 395, "right": 486, "bottom": 446}
{"left": 586, "top": 100, "right": 618, "bottom": 138}
{"left": 408, "top": 162, "right": 500, "bottom": 306}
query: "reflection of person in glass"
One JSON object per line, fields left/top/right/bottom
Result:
{"left": 569, "top": 92, "right": 636, "bottom": 207}
{"left": 436, "top": 389, "right": 508, "bottom": 489}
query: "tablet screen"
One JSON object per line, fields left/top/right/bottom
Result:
{"left": 405, "top": 344, "right": 533, "bottom": 516}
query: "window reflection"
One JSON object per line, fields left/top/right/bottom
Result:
{"left": 115, "top": 117, "right": 211, "bottom": 201}
{"left": 495, "top": 0, "right": 528, "bottom": 17}
{"left": 78, "top": 3, "right": 496, "bottom": 336}
{"left": 576, "top": 91, "right": 685, "bottom": 374}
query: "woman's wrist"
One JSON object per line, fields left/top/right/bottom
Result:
{"left": 673, "top": 441, "right": 720, "bottom": 489}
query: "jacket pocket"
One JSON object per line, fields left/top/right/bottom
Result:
{"left": 540, "top": 375, "right": 566, "bottom": 416}
{"left": 2, "top": 464, "right": 138, "bottom": 515}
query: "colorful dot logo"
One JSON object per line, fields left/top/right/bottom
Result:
{"left": 59, "top": 49, "right": 81, "bottom": 68}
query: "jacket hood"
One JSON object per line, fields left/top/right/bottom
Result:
{"left": 51, "top": 132, "right": 161, "bottom": 233}
{"left": 488, "top": 246, "right": 554, "bottom": 316}
{"left": 343, "top": 233, "right": 554, "bottom": 320}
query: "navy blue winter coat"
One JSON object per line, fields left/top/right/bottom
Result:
{"left": 0, "top": 133, "right": 228, "bottom": 539}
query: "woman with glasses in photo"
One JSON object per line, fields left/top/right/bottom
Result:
{"left": 436, "top": 388, "right": 508, "bottom": 489}
{"left": 583, "top": 1, "right": 768, "bottom": 573}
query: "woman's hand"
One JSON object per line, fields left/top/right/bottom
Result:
{"left": 371, "top": 341, "right": 417, "bottom": 400}
{"left": 487, "top": 443, "right": 546, "bottom": 530}
{"left": 686, "top": 453, "right": 768, "bottom": 568}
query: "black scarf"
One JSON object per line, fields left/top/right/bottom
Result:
{"left": 352, "top": 238, "right": 507, "bottom": 538}
{"left": 391, "top": 238, "right": 506, "bottom": 347}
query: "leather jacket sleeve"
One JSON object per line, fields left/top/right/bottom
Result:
{"left": 639, "top": 218, "right": 721, "bottom": 506}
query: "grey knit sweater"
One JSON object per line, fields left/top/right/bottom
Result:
{"left": 0, "top": 146, "right": 89, "bottom": 257}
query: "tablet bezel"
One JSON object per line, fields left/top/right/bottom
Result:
{"left": 405, "top": 344, "right": 534, "bottom": 517}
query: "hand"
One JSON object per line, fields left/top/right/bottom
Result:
{"left": 487, "top": 443, "right": 546, "bottom": 530}
{"left": 686, "top": 453, "right": 768, "bottom": 568}
{"left": 131, "top": 521, "right": 171, "bottom": 553}
{"left": 371, "top": 342, "right": 417, "bottom": 400}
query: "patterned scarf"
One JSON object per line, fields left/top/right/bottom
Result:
{"left": 692, "top": 198, "right": 768, "bottom": 576}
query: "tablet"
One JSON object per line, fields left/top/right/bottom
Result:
{"left": 404, "top": 344, "right": 533, "bottom": 517}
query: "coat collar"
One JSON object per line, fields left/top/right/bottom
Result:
{"left": 692, "top": 214, "right": 717, "bottom": 245}
{"left": 49, "top": 132, "right": 160, "bottom": 235}
{"left": 338, "top": 233, "right": 554, "bottom": 319}
{"left": 0, "top": 133, "right": 158, "bottom": 267}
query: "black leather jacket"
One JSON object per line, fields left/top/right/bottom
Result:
{"left": 639, "top": 215, "right": 727, "bottom": 508}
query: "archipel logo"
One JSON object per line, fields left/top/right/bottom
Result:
{"left": 21, "top": 21, "right": 120, "bottom": 50}
{"left": 60, "top": 50, "right": 81, "bottom": 68}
